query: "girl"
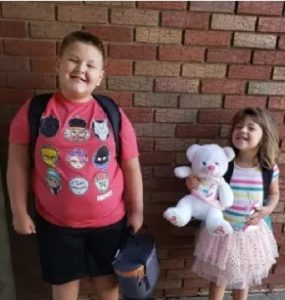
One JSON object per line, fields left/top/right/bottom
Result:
{"left": 189, "top": 107, "right": 280, "bottom": 300}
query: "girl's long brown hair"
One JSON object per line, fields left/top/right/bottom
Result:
{"left": 229, "top": 107, "right": 280, "bottom": 169}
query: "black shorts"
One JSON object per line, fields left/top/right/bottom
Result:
{"left": 36, "top": 214, "right": 127, "bottom": 285}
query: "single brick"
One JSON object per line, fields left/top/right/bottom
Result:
{"left": 134, "top": 93, "right": 178, "bottom": 108}
{"left": 0, "top": 56, "right": 29, "bottom": 72}
{"left": 224, "top": 96, "right": 266, "bottom": 108}
{"left": 30, "top": 22, "right": 80, "bottom": 39}
{"left": 182, "top": 63, "right": 226, "bottom": 78}
{"left": 228, "top": 65, "right": 271, "bottom": 80}
{"left": 238, "top": 1, "right": 284, "bottom": 16}
{"left": 273, "top": 67, "right": 285, "bottom": 80}
{"left": 185, "top": 30, "right": 231, "bottom": 47}
{"left": 234, "top": 32, "right": 277, "bottom": 49}
{"left": 86, "top": 26, "right": 132, "bottom": 42}
{"left": 207, "top": 48, "right": 251, "bottom": 64}
{"left": 155, "top": 108, "right": 197, "bottom": 123}
{"left": 159, "top": 46, "right": 205, "bottom": 62}
{"left": 2, "top": 2, "right": 55, "bottom": 21}
{"left": 190, "top": 1, "right": 235, "bottom": 13}
{"left": 248, "top": 81, "right": 285, "bottom": 95}
{"left": 106, "top": 60, "right": 132, "bottom": 76}
{"left": 202, "top": 79, "right": 245, "bottom": 94}
{"left": 0, "top": 20, "right": 27, "bottom": 37}
{"left": 111, "top": 8, "right": 158, "bottom": 25}
{"left": 7, "top": 72, "right": 56, "bottom": 89}
{"left": 259, "top": 17, "right": 285, "bottom": 33}
{"left": 155, "top": 78, "right": 199, "bottom": 93}
{"left": 4, "top": 40, "right": 56, "bottom": 56}
{"left": 199, "top": 109, "right": 236, "bottom": 124}
{"left": 138, "top": 1, "right": 187, "bottom": 10}
{"left": 180, "top": 94, "right": 222, "bottom": 108}
{"left": 136, "top": 27, "right": 182, "bottom": 44}
{"left": 134, "top": 123, "right": 175, "bottom": 137}
{"left": 254, "top": 50, "right": 285, "bottom": 65}
{"left": 268, "top": 97, "right": 285, "bottom": 109}
{"left": 161, "top": 11, "right": 209, "bottom": 29}
{"left": 108, "top": 76, "right": 153, "bottom": 91}
{"left": 176, "top": 124, "right": 220, "bottom": 138}
{"left": 135, "top": 61, "right": 181, "bottom": 77}
{"left": 123, "top": 108, "right": 152, "bottom": 123}
{"left": 212, "top": 14, "right": 256, "bottom": 31}
{"left": 57, "top": 5, "right": 107, "bottom": 23}
{"left": 109, "top": 44, "right": 156, "bottom": 60}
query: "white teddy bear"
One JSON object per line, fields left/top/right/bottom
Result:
{"left": 163, "top": 144, "right": 235, "bottom": 236}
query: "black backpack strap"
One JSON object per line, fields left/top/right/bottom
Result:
{"left": 262, "top": 167, "right": 273, "bottom": 206}
{"left": 94, "top": 94, "right": 122, "bottom": 161}
{"left": 224, "top": 160, "right": 234, "bottom": 184}
{"left": 28, "top": 93, "right": 53, "bottom": 167}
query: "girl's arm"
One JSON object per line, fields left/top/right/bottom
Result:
{"left": 247, "top": 178, "right": 279, "bottom": 225}
{"left": 7, "top": 143, "right": 36, "bottom": 234}
{"left": 120, "top": 157, "right": 143, "bottom": 232}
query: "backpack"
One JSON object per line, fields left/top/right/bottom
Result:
{"left": 28, "top": 93, "right": 121, "bottom": 166}
{"left": 224, "top": 160, "right": 273, "bottom": 206}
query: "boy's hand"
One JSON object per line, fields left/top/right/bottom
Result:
{"left": 247, "top": 206, "right": 272, "bottom": 226}
{"left": 13, "top": 213, "right": 36, "bottom": 234}
{"left": 185, "top": 175, "right": 200, "bottom": 191}
{"left": 127, "top": 211, "right": 143, "bottom": 233}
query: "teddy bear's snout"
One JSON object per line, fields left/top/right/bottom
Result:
{"left": 207, "top": 165, "right": 216, "bottom": 172}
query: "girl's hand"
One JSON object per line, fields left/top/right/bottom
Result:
{"left": 246, "top": 206, "right": 272, "bottom": 226}
{"left": 13, "top": 213, "right": 36, "bottom": 234}
{"left": 127, "top": 211, "right": 143, "bottom": 233}
{"left": 185, "top": 175, "right": 200, "bottom": 191}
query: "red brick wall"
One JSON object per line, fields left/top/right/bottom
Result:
{"left": 1, "top": 1, "right": 285, "bottom": 299}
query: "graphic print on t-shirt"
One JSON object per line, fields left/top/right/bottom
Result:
{"left": 64, "top": 117, "right": 90, "bottom": 142}
{"left": 94, "top": 171, "right": 109, "bottom": 193}
{"left": 40, "top": 146, "right": 59, "bottom": 167}
{"left": 69, "top": 177, "right": 89, "bottom": 195}
{"left": 40, "top": 116, "right": 59, "bottom": 137}
{"left": 66, "top": 148, "right": 88, "bottom": 169}
{"left": 93, "top": 146, "right": 110, "bottom": 169}
{"left": 92, "top": 119, "right": 109, "bottom": 141}
{"left": 46, "top": 168, "right": 61, "bottom": 195}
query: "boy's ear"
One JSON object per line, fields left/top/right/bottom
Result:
{"left": 97, "top": 70, "right": 105, "bottom": 85}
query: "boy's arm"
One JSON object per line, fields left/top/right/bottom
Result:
{"left": 120, "top": 157, "right": 143, "bottom": 232}
{"left": 7, "top": 143, "right": 36, "bottom": 234}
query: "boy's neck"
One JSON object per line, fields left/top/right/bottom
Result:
{"left": 59, "top": 91, "right": 92, "bottom": 103}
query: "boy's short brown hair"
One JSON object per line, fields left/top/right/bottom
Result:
{"left": 59, "top": 31, "right": 105, "bottom": 61}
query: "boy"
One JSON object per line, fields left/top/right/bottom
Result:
{"left": 7, "top": 31, "right": 143, "bottom": 300}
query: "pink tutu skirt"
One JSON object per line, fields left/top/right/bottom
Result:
{"left": 192, "top": 221, "right": 278, "bottom": 289}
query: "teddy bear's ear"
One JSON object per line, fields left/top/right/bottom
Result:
{"left": 223, "top": 147, "right": 235, "bottom": 162}
{"left": 186, "top": 144, "right": 201, "bottom": 162}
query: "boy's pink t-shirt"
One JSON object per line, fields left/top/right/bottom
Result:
{"left": 9, "top": 92, "right": 139, "bottom": 228}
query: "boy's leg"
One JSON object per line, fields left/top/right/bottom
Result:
{"left": 92, "top": 274, "right": 119, "bottom": 300}
{"left": 232, "top": 288, "right": 249, "bottom": 300}
{"left": 52, "top": 279, "right": 80, "bottom": 300}
{"left": 209, "top": 281, "right": 226, "bottom": 300}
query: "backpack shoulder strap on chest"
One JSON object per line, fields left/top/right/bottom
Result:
{"left": 93, "top": 94, "right": 122, "bottom": 161}
{"left": 262, "top": 166, "right": 273, "bottom": 205}
{"left": 28, "top": 93, "right": 53, "bottom": 165}
{"left": 224, "top": 160, "right": 234, "bottom": 184}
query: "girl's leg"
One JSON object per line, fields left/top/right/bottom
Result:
{"left": 209, "top": 281, "right": 226, "bottom": 300}
{"left": 52, "top": 279, "right": 80, "bottom": 300}
{"left": 92, "top": 274, "right": 119, "bottom": 300}
{"left": 232, "top": 288, "right": 249, "bottom": 300}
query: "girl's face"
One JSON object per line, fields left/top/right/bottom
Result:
{"left": 57, "top": 41, "right": 104, "bottom": 102}
{"left": 232, "top": 116, "right": 263, "bottom": 153}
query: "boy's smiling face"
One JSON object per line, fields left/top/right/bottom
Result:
{"left": 57, "top": 41, "right": 104, "bottom": 102}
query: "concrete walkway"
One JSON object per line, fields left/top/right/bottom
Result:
{"left": 159, "top": 292, "right": 285, "bottom": 300}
